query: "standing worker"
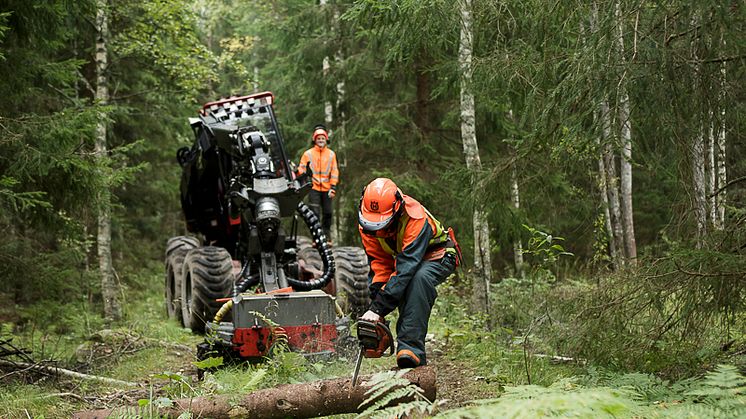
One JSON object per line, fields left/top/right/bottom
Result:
{"left": 297, "top": 124, "right": 339, "bottom": 242}
{"left": 357, "top": 177, "right": 460, "bottom": 368}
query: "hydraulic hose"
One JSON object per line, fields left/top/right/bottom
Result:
{"left": 286, "top": 202, "right": 335, "bottom": 291}
{"left": 234, "top": 273, "right": 260, "bottom": 296}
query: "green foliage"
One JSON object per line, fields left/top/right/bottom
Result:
{"left": 436, "top": 364, "right": 746, "bottom": 418}
{"left": 522, "top": 224, "right": 574, "bottom": 280}
{"left": 439, "top": 384, "right": 638, "bottom": 418}
{"left": 112, "top": 0, "right": 219, "bottom": 98}
{"left": 358, "top": 369, "right": 435, "bottom": 419}
{"left": 557, "top": 238, "right": 746, "bottom": 375}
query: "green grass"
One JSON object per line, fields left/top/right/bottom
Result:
{"left": 6, "top": 262, "right": 746, "bottom": 418}
{"left": 0, "top": 383, "right": 81, "bottom": 419}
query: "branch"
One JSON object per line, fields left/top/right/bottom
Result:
{"left": 664, "top": 23, "right": 701, "bottom": 46}
{"left": 673, "top": 260, "right": 746, "bottom": 278}
{"left": 708, "top": 175, "right": 746, "bottom": 198}
{"left": 0, "top": 360, "right": 138, "bottom": 387}
{"left": 698, "top": 54, "right": 746, "bottom": 64}
{"left": 77, "top": 71, "right": 96, "bottom": 96}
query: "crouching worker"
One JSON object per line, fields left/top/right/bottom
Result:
{"left": 358, "top": 177, "right": 460, "bottom": 368}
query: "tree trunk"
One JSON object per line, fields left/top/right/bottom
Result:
{"left": 508, "top": 110, "right": 524, "bottom": 279}
{"left": 601, "top": 100, "right": 625, "bottom": 270}
{"left": 597, "top": 136, "right": 617, "bottom": 269}
{"left": 95, "top": 0, "right": 121, "bottom": 322}
{"left": 590, "top": 3, "right": 620, "bottom": 271}
{"left": 459, "top": 0, "right": 491, "bottom": 316}
{"left": 332, "top": 7, "right": 348, "bottom": 243}
{"left": 615, "top": 1, "right": 636, "bottom": 265}
{"left": 74, "top": 366, "right": 436, "bottom": 419}
{"left": 708, "top": 109, "right": 717, "bottom": 227}
{"left": 715, "top": 38, "right": 727, "bottom": 230}
{"left": 692, "top": 125, "right": 707, "bottom": 246}
{"left": 321, "top": 0, "right": 349, "bottom": 243}
{"left": 691, "top": 15, "right": 707, "bottom": 246}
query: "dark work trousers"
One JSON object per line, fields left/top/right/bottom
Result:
{"left": 396, "top": 252, "right": 457, "bottom": 365}
{"left": 308, "top": 189, "right": 333, "bottom": 239}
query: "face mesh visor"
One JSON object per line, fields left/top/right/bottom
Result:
{"left": 359, "top": 211, "right": 395, "bottom": 233}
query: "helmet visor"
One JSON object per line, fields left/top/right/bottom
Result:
{"left": 358, "top": 210, "right": 395, "bottom": 232}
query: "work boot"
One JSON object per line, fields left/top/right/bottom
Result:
{"left": 396, "top": 349, "right": 421, "bottom": 369}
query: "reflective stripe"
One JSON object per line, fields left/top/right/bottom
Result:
{"left": 424, "top": 208, "right": 448, "bottom": 244}
{"left": 301, "top": 147, "right": 338, "bottom": 191}
{"left": 376, "top": 209, "right": 447, "bottom": 256}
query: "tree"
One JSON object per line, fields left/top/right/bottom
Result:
{"left": 615, "top": 1, "right": 636, "bottom": 265}
{"left": 95, "top": 0, "right": 122, "bottom": 322}
{"left": 459, "top": 0, "right": 491, "bottom": 314}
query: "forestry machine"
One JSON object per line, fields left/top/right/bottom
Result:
{"left": 164, "top": 91, "right": 369, "bottom": 362}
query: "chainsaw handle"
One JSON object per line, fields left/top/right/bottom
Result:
{"left": 357, "top": 319, "right": 394, "bottom": 358}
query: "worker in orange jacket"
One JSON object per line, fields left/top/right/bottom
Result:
{"left": 297, "top": 125, "right": 339, "bottom": 240}
{"left": 358, "top": 178, "right": 459, "bottom": 368}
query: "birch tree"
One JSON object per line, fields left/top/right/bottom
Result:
{"left": 508, "top": 110, "right": 524, "bottom": 278}
{"left": 715, "top": 49, "right": 727, "bottom": 230}
{"left": 459, "top": 0, "right": 491, "bottom": 315}
{"left": 615, "top": 1, "right": 636, "bottom": 265}
{"left": 320, "top": 0, "right": 348, "bottom": 243}
{"left": 95, "top": 0, "right": 121, "bottom": 321}
{"left": 691, "top": 15, "right": 707, "bottom": 246}
{"left": 602, "top": 100, "right": 625, "bottom": 269}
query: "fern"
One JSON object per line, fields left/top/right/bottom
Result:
{"left": 360, "top": 370, "right": 414, "bottom": 409}
{"left": 663, "top": 364, "right": 746, "bottom": 418}
{"left": 357, "top": 370, "right": 433, "bottom": 419}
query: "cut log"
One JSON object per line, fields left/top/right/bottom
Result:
{"left": 74, "top": 366, "right": 436, "bottom": 419}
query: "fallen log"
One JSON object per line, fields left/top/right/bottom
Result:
{"left": 74, "top": 366, "right": 436, "bottom": 419}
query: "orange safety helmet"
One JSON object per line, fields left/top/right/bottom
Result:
{"left": 311, "top": 124, "right": 329, "bottom": 143}
{"left": 359, "top": 178, "right": 404, "bottom": 232}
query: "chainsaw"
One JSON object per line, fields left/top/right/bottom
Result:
{"left": 351, "top": 319, "right": 394, "bottom": 386}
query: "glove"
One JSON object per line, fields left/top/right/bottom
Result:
{"left": 328, "top": 189, "right": 336, "bottom": 198}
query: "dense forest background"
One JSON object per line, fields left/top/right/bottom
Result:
{"left": 1, "top": 0, "right": 745, "bottom": 417}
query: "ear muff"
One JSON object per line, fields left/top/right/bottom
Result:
{"left": 392, "top": 190, "right": 404, "bottom": 219}
{"left": 358, "top": 185, "right": 367, "bottom": 212}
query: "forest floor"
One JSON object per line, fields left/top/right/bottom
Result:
{"left": 0, "top": 281, "right": 510, "bottom": 418}
{"left": 5, "top": 264, "right": 742, "bottom": 418}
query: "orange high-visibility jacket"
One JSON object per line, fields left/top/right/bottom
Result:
{"left": 297, "top": 145, "right": 339, "bottom": 192}
{"left": 359, "top": 196, "right": 449, "bottom": 316}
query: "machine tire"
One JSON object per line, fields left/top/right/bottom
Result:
{"left": 332, "top": 246, "right": 370, "bottom": 318}
{"left": 296, "top": 236, "right": 369, "bottom": 317}
{"left": 181, "top": 246, "right": 234, "bottom": 334}
{"left": 297, "top": 235, "right": 323, "bottom": 272}
{"left": 165, "top": 236, "right": 200, "bottom": 323}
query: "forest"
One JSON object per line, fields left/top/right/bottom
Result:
{"left": 0, "top": 0, "right": 745, "bottom": 417}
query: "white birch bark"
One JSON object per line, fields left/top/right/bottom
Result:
{"left": 715, "top": 38, "right": 727, "bottom": 229}
{"left": 508, "top": 110, "right": 524, "bottom": 278}
{"left": 95, "top": 0, "right": 121, "bottom": 321}
{"left": 253, "top": 65, "right": 259, "bottom": 91}
{"left": 332, "top": 6, "right": 347, "bottom": 242}
{"left": 597, "top": 135, "right": 617, "bottom": 268}
{"left": 586, "top": 8, "right": 616, "bottom": 269}
{"left": 693, "top": 125, "right": 707, "bottom": 245}
{"left": 708, "top": 110, "right": 717, "bottom": 226}
{"left": 615, "top": 2, "right": 636, "bottom": 264}
{"left": 320, "top": 0, "right": 348, "bottom": 243}
{"left": 510, "top": 160, "right": 525, "bottom": 279}
{"left": 459, "top": 0, "right": 491, "bottom": 315}
{"left": 601, "top": 100, "right": 625, "bottom": 270}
